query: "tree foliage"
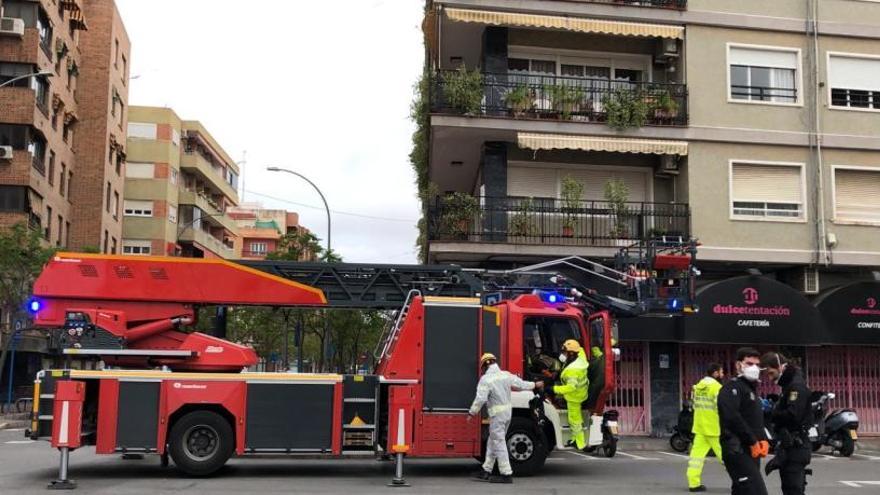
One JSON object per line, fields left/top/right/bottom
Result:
{"left": 209, "top": 238, "right": 386, "bottom": 373}
{"left": 0, "top": 223, "right": 56, "bottom": 321}
{"left": 0, "top": 223, "right": 57, "bottom": 387}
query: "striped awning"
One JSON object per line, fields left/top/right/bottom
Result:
{"left": 518, "top": 133, "right": 689, "bottom": 156}
{"left": 62, "top": 0, "right": 88, "bottom": 31}
{"left": 444, "top": 8, "right": 683, "bottom": 40}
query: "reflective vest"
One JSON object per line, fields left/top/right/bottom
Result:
{"left": 692, "top": 376, "right": 722, "bottom": 437}
{"left": 554, "top": 349, "right": 589, "bottom": 403}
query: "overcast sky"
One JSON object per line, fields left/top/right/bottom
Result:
{"left": 117, "top": 0, "right": 424, "bottom": 263}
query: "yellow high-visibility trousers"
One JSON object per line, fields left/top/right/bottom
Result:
{"left": 686, "top": 433, "right": 723, "bottom": 489}
{"left": 567, "top": 401, "right": 585, "bottom": 449}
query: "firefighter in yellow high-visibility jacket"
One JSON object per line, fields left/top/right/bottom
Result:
{"left": 687, "top": 363, "right": 725, "bottom": 492}
{"left": 553, "top": 339, "right": 589, "bottom": 450}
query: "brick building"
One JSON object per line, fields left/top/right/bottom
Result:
{"left": 227, "top": 203, "right": 313, "bottom": 260}
{"left": 68, "top": 0, "right": 129, "bottom": 253}
{"left": 0, "top": 0, "right": 129, "bottom": 252}
{"left": 123, "top": 106, "right": 239, "bottom": 259}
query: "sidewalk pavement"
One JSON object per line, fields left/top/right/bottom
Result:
{"left": 617, "top": 435, "right": 880, "bottom": 452}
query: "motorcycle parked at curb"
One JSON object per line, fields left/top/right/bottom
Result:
{"left": 669, "top": 400, "right": 694, "bottom": 453}
{"left": 809, "top": 391, "right": 859, "bottom": 457}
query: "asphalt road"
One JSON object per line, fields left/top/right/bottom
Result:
{"left": 2, "top": 429, "right": 880, "bottom": 494}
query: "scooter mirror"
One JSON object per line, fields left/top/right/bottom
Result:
{"left": 827, "top": 393, "right": 836, "bottom": 400}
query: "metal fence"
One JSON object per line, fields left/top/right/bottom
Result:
{"left": 428, "top": 196, "right": 690, "bottom": 247}
{"left": 433, "top": 71, "right": 689, "bottom": 126}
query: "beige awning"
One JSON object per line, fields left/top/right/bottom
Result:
{"left": 445, "top": 8, "right": 683, "bottom": 40}
{"left": 518, "top": 133, "right": 688, "bottom": 156}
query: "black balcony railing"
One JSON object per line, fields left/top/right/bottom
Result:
{"left": 432, "top": 71, "right": 688, "bottom": 126}
{"left": 730, "top": 85, "right": 797, "bottom": 103}
{"left": 427, "top": 196, "right": 690, "bottom": 247}
{"left": 580, "top": 0, "right": 686, "bottom": 8}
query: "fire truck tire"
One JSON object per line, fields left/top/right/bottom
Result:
{"left": 506, "top": 417, "right": 548, "bottom": 477}
{"left": 168, "top": 410, "right": 234, "bottom": 476}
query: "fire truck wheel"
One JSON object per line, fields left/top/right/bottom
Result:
{"left": 506, "top": 417, "right": 548, "bottom": 477}
{"left": 168, "top": 410, "right": 234, "bottom": 476}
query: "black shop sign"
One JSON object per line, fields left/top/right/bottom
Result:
{"left": 683, "top": 276, "right": 827, "bottom": 345}
{"left": 815, "top": 281, "right": 880, "bottom": 345}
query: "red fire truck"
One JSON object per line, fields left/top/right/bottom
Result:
{"left": 26, "top": 243, "right": 696, "bottom": 489}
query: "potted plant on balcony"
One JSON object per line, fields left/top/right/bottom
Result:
{"left": 509, "top": 197, "right": 536, "bottom": 238}
{"left": 440, "top": 192, "right": 478, "bottom": 240}
{"left": 653, "top": 91, "right": 680, "bottom": 122}
{"left": 604, "top": 178, "right": 631, "bottom": 245}
{"left": 441, "top": 66, "right": 484, "bottom": 116}
{"left": 603, "top": 89, "right": 649, "bottom": 130}
{"left": 545, "top": 84, "right": 584, "bottom": 120}
{"left": 560, "top": 175, "right": 584, "bottom": 238}
{"left": 504, "top": 85, "right": 533, "bottom": 118}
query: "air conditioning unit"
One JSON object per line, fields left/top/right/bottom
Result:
{"left": 0, "top": 146, "right": 13, "bottom": 160}
{"left": 655, "top": 38, "right": 679, "bottom": 63}
{"left": 801, "top": 268, "right": 820, "bottom": 294}
{"left": 660, "top": 155, "right": 680, "bottom": 175}
{"left": 0, "top": 17, "right": 25, "bottom": 37}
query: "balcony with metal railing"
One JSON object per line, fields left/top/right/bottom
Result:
{"left": 427, "top": 196, "right": 690, "bottom": 248}
{"left": 432, "top": 71, "right": 688, "bottom": 126}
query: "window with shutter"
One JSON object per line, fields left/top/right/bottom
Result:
{"left": 565, "top": 169, "right": 648, "bottom": 202}
{"left": 125, "top": 162, "right": 154, "bottom": 179}
{"left": 834, "top": 168, "right": 880, "bottom": 223}
{"left": 828, "top": 54, "right": 880, "bottom": 110}
{"left": 123, "top": 200, "right": 153, "bottom": 217}
{"left": 729, "top": 45, "right": 799, "bottom": 104}
{"left": 507, "top": 166, "right": 558, "bottom": 199}
{"left": 730, "top": 162, "right": 804, "bottom": 220}
{"left": 122, "top": 239, "right": 152, "bottom": 255}
{"left": 127, "top": 122, "right": 157, "bottom": 140}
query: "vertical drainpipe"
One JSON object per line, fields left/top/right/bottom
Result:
{"left": 807, "top": 0, "right": 830, "bottom": 267}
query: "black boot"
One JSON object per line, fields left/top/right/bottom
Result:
{"left": 764, "top": 456, "right": 782, "bottom": 476}
{"left": 490, "top": 474, "right": 513, "bottom": 484}
{"left": 473, "top": 470, "right": 491, "bottom": 482}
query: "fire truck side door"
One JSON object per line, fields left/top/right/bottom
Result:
{"left": 584, "top": 312, "right": 615, "bottom": 413}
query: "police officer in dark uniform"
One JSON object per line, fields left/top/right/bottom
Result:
{"left": 761, "top": 352, "right": 812, "bottom": 495}
{"left": 718, "top": 347, "right": 769, "bottom": 495}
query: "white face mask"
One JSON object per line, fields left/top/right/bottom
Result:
{"left": 558, "top": 353, "right": 568, "bottom": 364}
{"left": 742, "top": 364, "right": 761, "bottom": 382}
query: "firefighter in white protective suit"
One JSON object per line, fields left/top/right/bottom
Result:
{"left": 469, "top": 353, "right": 543, "bottom": 484}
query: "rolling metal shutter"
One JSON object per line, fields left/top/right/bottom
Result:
{"left": 731, "top": 163, "right": 802, "bottom": 203}
{"left": 508, "top": 166, "right": 648, "bottom": 202}
{"left": 828, "top": 55, "right": 880, "bottom": 92}
{"left": 507, "top": 166, "right": 557, "bottom": 198}
{"left": 835, "top": 168, "right": 880, "bottom": 222}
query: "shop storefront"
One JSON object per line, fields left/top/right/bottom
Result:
{"left": 617, "top": 277, "right": 880, "bottom": 436}
{"left": 813, "top": 281, "right": 880, "bottom": 433}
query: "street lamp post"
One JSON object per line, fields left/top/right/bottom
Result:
{"left": 0, "top": 70, "right": 54, "bottom": 90}
{"left": 267, "top": 167, "right": 332, "bottom": 372}
{"left": 266, "top": 167, "right": 331, "bottom": 256}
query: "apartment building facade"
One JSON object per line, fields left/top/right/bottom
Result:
{"left": 0, "top": 0, "right": 129, "bottom": 252}
{"left": 422, "top": 0, "right": 880, "bottom": 434}
{"left": 123, "top": 106, "right": 239, "bottom": 259}
{"left": 0, "top": 0, "right": 128, "bottom": 398}
{"left": 228, "top": 203, "right": 313, "bottom": 260}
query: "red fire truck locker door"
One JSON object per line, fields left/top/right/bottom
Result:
{"left": 51, "top": 381, "right": 86, "bottom": 449}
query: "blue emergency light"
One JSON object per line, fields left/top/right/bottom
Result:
{"left": 536, "top": 290, "right": 565, "bottom": 304}
{"left": 27, "top": 298, "right": 42, "bottom": 314}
